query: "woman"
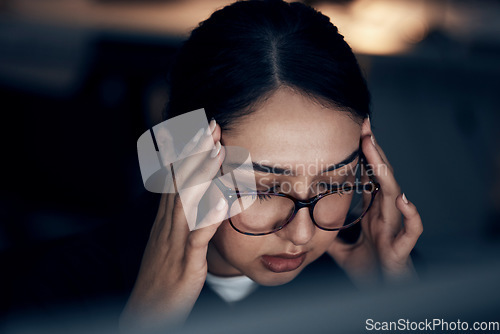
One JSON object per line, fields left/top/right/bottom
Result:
{"left": 120, "top": 0, "right": 423, "bottom": 332}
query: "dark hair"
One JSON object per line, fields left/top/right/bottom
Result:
{"left": 164, "top": 0, "right": 371, "bottom": 130}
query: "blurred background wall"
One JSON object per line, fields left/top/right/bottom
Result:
{"left": 0, "top": 0, "right": 499, "bottom": 329}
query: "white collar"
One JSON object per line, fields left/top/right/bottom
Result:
{"left": 205, "top": 272, "right": 259, "bottom": 303}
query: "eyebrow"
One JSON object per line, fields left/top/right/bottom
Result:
{"left": 223, "top": 148, "right": 360, "bottom": 176}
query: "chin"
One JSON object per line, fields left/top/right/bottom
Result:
{"left": 250, "top": 268, "right": 303, "bottom": 287}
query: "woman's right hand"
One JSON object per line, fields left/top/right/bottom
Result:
{"left": 119, "top": 120, "right": 227, "bottom": 333}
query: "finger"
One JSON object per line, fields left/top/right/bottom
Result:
{"left": 149, "top": 193, "right": 170, "bottom": 240}
{"left": 177, "top": 120, "right": 217, "bottom": 161}
{"left": 169, "top": 142, "right": 226, "bottom": 248}
{"left": 177, "top": 144, "right": 225, "bottom": 214}
{"left": 155, "top": 193, "right": 169, "bottom": 221}
{"left": 173, "top": 123, "right": 221, "bottom": 190}
{"left": 211, "top": 121, "right": 221, "bottom": 142}
{"left": 176, "top": 127, "right": 205, "bottom": 160}
{"left": 184, "top": 198, "right": 227, "bottom": 268}
{"left": 370, "top": 133, "right": 393, "bottom": 172}
{"left": 154, "top": 125, "right": 176, "bottom": 168}
{"left": 160, "top": 192, "right": 181, "bottom": 239}
{"left": 176, "top": 143, "right": 225, "bottom": 208}
{"left": 361, "top": 134, "right": 400, "bottom": 195}
{"left": 148, "top": 193, "right": 186, "bottom": 247}
{"left": 192, "top": 196, "right": 228, "bottom": 233}
{"left": 363, "top": 117, "right": 393, "bottom": 171}
{"left": 360, "top": 160, "right": 376, "bottom": 214}
{"left": 154, "top": 122, "right": 217, "bottom": 199}
{"left": 152, "top": 125, "right": 210, "bottom": 195}
{"left": 361, "top": 135, "right": 402, "bottom": 229}
{"left": 392, "top": 193, "right": 423, "bottom": 257}
{"left": 173, "top": 122, "right": 223, "bottom": 191}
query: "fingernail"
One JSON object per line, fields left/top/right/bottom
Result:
{"left": 216, "top": 197, "right": 227, "bottom": 211}
{"left": 367, "top": 115, "right": 371, "bottom": 127}
{"left": 370, "top": 134, "right": 376, "bottom": 147}
{"left": 206, "top": 119, "right": 216, "bottom": 136}
{"left": 192, "top": 128, "right": 204, "bottom": 143}
{"left": 211, "top": 141, "right": 221, "bottom": 158}
{"left": 402, "top": 193, "right": 409, "bottom": 204}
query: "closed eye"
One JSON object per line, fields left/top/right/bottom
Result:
{"left": 253, "top": 193, "right": 273, "bottom": 202}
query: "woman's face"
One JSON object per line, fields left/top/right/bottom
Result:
{"left": 207, "top": 87, "right": 364, "bottom": 286}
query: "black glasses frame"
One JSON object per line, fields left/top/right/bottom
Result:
{"left": 213, "top": 154, "right": 380, "bottom": 236}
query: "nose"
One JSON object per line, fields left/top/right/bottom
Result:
{"left": 277, "top": 207, "right": 315, "bottom": 246}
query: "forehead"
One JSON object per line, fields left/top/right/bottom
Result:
{"left": 220, "top": 89, "right": 362, "bottom": 176}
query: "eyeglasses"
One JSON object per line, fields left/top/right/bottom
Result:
{"left": 213, "top": 154, "right": 380, "bottom": 236}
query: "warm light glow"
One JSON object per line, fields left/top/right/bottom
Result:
{"left": 315, "top": 0, "right": 431, "bottom": 55}
{"left": 7, "top": 0, "right": 238, "bottom": 36}
{"left": 6, "top": 0, "right": 492, "bottom": 57}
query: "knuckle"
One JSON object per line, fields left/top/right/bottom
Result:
{"left": 408, "top": 213, "right": 423, "bottom": 235}
{"left": 187, "top": 233, "right": 202, "bottom": 249}
{"left": 197, "top": 158, "right": 215, "bottom": 175}
{"left": 411, "top": 224, "right": 423, "bottom": 237}
{"left": 414, "top": 216, "right": 424, "bottom": 234}
{"left": 196, "top": 164, "right": 210, "bottom": 177}
{"left": 417, "top": 225, "right": 424, "bottom": 235}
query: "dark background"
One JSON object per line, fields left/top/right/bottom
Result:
{"left": 1, "top": 0, "right": 499, "bottom": 332}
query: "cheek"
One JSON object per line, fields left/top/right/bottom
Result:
{"left": 212, "top": 221, "right": 267, "bottom": 264}
{"left": 308, "top": 230, "right": 340, "bottom": 256}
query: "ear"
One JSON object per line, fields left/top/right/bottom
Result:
{"left": 360, "top": 116, "right": 372, "bottom": 137}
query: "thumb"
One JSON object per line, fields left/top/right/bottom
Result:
{"left": 184, "top": 197, "right": 227, "bottom": 262}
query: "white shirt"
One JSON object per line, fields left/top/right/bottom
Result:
{"left": 205, "top": 272, "right": 259, "bottom": 303}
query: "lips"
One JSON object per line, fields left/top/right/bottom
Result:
{"left": 261, "top": 252, "right": 307, "bottom": 273}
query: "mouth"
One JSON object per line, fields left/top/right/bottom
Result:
{"left": 261, "top": 252, "right": 307, "bottom": 273}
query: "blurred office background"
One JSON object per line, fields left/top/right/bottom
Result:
{"left": 1, "top": 0, "right": 499, "bottom": 332}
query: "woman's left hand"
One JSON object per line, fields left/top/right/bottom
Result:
{"left": 327, "top": 127, "right": 423, "bottom": 287}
